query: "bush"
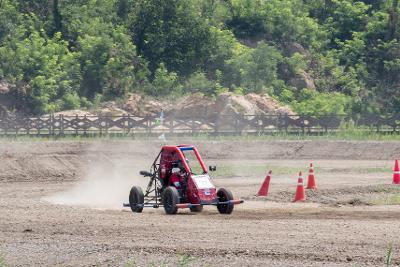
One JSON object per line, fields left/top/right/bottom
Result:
{"left": 292, "top": 89, "right": 351, "bottom": 116}
{"left": 148, "top": 63, "right": 181, "bottom": 97}
{"left": 62, "top": 92, "right": 81, "bottom": 110}
{"left": 226, "top": 42, "right": 283, "bottom": 93}
{"left": 0, "top": 25, "right": 81, "bottom": 114}
{"left": 183, "top": 72, "right": 214, "bottom": 95}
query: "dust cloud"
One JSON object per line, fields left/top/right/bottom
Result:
{"left": 44, "top": 143, "right": 149, "bottom": 209}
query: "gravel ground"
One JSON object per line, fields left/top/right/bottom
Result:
{"left": 0, "top": 140, "right": 400, "bottom": 266}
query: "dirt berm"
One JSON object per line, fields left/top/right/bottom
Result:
{"left": 1, "top": 140, "right": 399, "bottom": 182}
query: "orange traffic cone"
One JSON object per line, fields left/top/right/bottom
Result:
{"left": 293, "top": 172, "right": 306, "bottom": 202}
{"left": 393, "top": 160, "right": 400, "bottom": 184}
{"left": 256, "top": 170, "right": 272, "bottom": 197}
{"left": 306, "top": 163, "right": 317, "bottom": 189}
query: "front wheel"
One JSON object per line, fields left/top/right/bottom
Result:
{"left": 129, "top": 186, "right": 144, "bottom": 213}
{"left": 217, "top": 188, "right": 234, "bottom": 214}
{"left": 162, "top": 186, "right": 180, "bottom": 215}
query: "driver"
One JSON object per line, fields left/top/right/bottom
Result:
{"left": 170, "top": 169, "right": 182, "bottom": 188}
{"left": 170, "top": 159, "right": 188, "bottom": 189}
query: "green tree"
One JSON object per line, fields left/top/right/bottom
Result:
{"left": 77, "top": 22, "right": 149, "bottom": 100}
{"left": 57, "top": 0, "right": 118, "bottom": 43}
{"left": 148, "top": 63, "right": 180, "bottom": 97}
{"left": 0, "top": 26, "right": 81, "bottom": 114}
{"left": 226, "top": 42, "right": 283, "bottom": 93}
{"left": 183, "top": 71, "right": 214, "bottom": 95}
{"left": 225, "top": 0, "right": 325, "bottom": 49}
{"left": 292, "top": 89, "right": 351, "bottom": 116}
{"left": 129, "top": 0, "right": 213, "bottom": 76}
{"left": 317, "top": 0, "right": 371, "bottom": 46}
{"left": 0, "top": 1, "right": 21, "bottom": 43}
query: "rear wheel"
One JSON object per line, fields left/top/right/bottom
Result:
{"left": 217, "top": 188, "right": 234, "bottom": 214}
{"left": 162, "top": 186, "right": 180, "bottom": 214}
{"left": 190, "top": 205, "right": 203, "bottom": 213}
{"left": 129, "top": 186, "right": 144, "bottom": 213}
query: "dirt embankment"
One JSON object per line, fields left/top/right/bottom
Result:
{"left": 0, "top": 140, "right": 399, "bottom": 182}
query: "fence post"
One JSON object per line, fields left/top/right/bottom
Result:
{"left": 4, "top": 117, "right": 8, "bottom": 136}
{"left": 105, "top": 115, "right": 109, "bottom": 135}
{"left": 75, "top": 115, "right": 78, "bottom": 135}
{"left": 84, "top": 115, "right": 87, "bottom": 136}
{"left": 26, "top": 117, "right": 30, "bottom": 135}
{"left": 50, "top": 114, "right": 54, "bottom": 136}
{"left": 127, "top": 114, "right": 130, "bottom": 135}
{"left": 191, "top": 117, "right": 196, "bottom": 134}
{"left": 234, "top": 116, "right": 239, "bottom": 135}
{"left": 122, "top": 114, "right": 125, "bottom": 136}
{"left": 283, "top": 115, "right": 288, "bottom": 134}
{"left": 60, "top": 114, "right": 64, "bottom": 136}
{"left": 37, "top": 117, "right": 41, "bottom": 136}
{"left": 15, "top": 117, "right": 19, "bottom": 137}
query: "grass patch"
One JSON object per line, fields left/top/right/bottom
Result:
{"left": 329, "top": 167, "right": 392, "bottom": 174}
{"left": 177, "top": 253, "right": 195, "bottom": 267}
{"left": 364, "top": 185, "right": 400, "bottom": 205}
{"left": 385, "top": 194, "right": 400, "bottom": 205}
{"left": 124, "top": 259, "right": 136, "bottom": 267}
{"left": 211, "top": 164, "right": 301, "bottom": 178}
{"left": 209, "top": 163, "right": 389, "bottom": 178}
{"left": 352, "top": 167, "right": 391, "bottom": 174}
{"left": 386, "top": 243, "right": 393, "bottom": 267}
{"left": 371, "top": 194, "right": 400, "bottom": 205}
{"left": 0, "top": 255, "right": 7, "bottom": 267}
{"left": 371, "top": 185, "right": 400, "bottom": 194}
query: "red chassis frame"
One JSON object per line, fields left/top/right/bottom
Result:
{"left": 123, "top": 144, "right": 244, "bottom": 213}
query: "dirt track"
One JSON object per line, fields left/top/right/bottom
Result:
{"left": 1, "top": 140, "right": 400, "bottom": 266}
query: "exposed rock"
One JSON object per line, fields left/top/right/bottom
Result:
{"left": 245, "top": 93, "right": 295, "bottom": 115}
{"left": 53, "top": 110, "right": 93, "bottom": 117}
{"left": 123, "top": 94, "right": 167, "bottom": 116}
{"left": 53, "top": 92, "right": 295, "bottom": 118}
{"left": 216, "top": 93, "right": 258, "bottom": 115}
{"left": 289, "top": 71, "right": 316, "bottom": 90}
{"left": 284, "top": 42, "right": 310, "bottom": 58}
{"left": 282, "top": 43, "right": 316, "bottom": 91}
{"left": 96, "top": 102, "right": 128, "bottom": 116}
{"left": 0, "top": 81, "right": 10, "bottom": 94}
{"left": 170, "top": 93, "right": 212, "bottom": 117}
{"left": 169, "top": 92, "right": 294, "bottom": 117}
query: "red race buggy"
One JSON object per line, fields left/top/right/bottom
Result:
{"left": 123, "top": 144, "right": 243, "bottom": 214}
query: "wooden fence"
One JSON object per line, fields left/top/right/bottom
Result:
{"left": 0, "top": 113, "right": 399, "bottom": 136}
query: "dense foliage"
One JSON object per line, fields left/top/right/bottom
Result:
{"left": 0, "top": 0, "right": 399, "bottom": 115}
